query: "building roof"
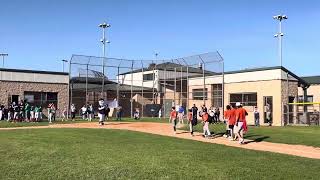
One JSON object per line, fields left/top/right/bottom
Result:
{"left": 119, "top": 62, "right": 217, "bottom": 75}
{"left": 72, "top": 82, "right": 153, "bottom": 92}
{"left": 225, "top": 66, "right": 309, "bottom": 87}
{"left": 301, "top": 76, "right": 320, "bottom": 85}
{"left": 0, "top": 68, "right": 69, "bottom": 75}
{"left": 70, "top": 77, "right": 116, "bottom": 85}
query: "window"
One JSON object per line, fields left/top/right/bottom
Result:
{"left": 212, "top": 84, "right": 222, "bottom": 107}
{"left": 298, "top": 95, "right": 313, "bottom": 103}
{"left": 143, "top": 73, "right": 155, "bottom": 81}
{"left": 230, "top": 93, "right": 257, "bottom": 106}
{"left": 193, "top": 88, "right": 208, "bottom": 100}
{"left": 24, "top": 91, "right": 58, "bottom": 107}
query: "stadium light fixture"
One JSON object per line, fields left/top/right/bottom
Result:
{"left": 273, "top": 14, "right": 288, "bottom": 67}
{"left": 0, "top": 53, "right": 8, "bottom": 68}
{"left": 62, "top": 59, "right": 68, "bottom": 72}
{"left": 98, "top": 21, "right": 111, "bottom": 98}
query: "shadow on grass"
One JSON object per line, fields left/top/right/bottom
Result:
{"left": 245, "top": 134, "right": 270, "bottom": 144}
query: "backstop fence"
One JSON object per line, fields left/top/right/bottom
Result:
{"left": 69, "top": 52, "right": 224, "bottom": 118}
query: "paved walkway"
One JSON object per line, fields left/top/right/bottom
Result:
{"left": 1, "top": 122, "right": 320, "bottom": 159}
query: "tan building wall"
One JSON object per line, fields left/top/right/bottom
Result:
{"left": 224, "top": 80, "right": 283, "bottom": 126}
{"left": 188, "top": 79, "right": 300, "bottom": 126}
{"left": 0, "top": 81, "right": 68, "bottom": 112}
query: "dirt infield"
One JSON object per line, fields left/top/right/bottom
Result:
{"left": 1, "top": 122, "right": 320, "bottom": 159}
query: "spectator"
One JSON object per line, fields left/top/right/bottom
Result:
{"left": 254, "top": 106, "right": 260, "bottom": 126}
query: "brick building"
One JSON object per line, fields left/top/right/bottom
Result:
{"left": 0, "top": 68, "right": 69, "bottom": 115}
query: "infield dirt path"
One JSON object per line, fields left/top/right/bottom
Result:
{"left": 1, "top": 122, "right": 320, "bottom": 160}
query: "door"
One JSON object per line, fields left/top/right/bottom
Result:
{"left": 12, "top": 95, "right": 19, "bottom": 104}
{"left": 263, "top": 96, "right": 273, "bottom": 124}
{"left": 288, "top": 96, "right": 295, "bottom": 124}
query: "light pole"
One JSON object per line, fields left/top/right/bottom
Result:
{"left": 273, "top": 14, "right": 288, "bottom": 67}
{"left": 99, "top": 22, "right": 111, "bottom": 99}
{"left": 0, "top": 53, "right": 8, "bottom": 68}
{"left": 62, "top": 59, "right": 68, "bottom": 72}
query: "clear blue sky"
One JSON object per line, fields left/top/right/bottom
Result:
{"left": 0, "top": 0, "right": 319, "bottom": 76}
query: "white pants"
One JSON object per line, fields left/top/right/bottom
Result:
{"left": 98, "top": 113, "right": 105, "bottom": 122}
{"left": 88, "top": 113, "right": 92, "bottom": 121}
{"left": 0, "top": 110, "right": 3, "bottom": 120}
{"left": 14, "top": 112, "right": 19, "bottom": 120}
{"left": 48, "top": 113, "right": 53, "bottom": 123}
{"left": 189, "top": 122, "right": 193, "bottom": 133}
{"left": 203, "top": 122, "right": 211, "bottom": 136}
{"left": 178, "top": 113, "right": 184, "bottom": 123}
{"left": 30, "top": 111, "right": 35, "bottom": 120}
{"left": 8, "top": 112, "right": 12, "bottom": 121}
{"left": 35, "top": 112, "right": 39, "bottom": 119}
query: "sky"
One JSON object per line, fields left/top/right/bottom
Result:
{"left": 0, "top": 0, "right": 319, "bottom": 76}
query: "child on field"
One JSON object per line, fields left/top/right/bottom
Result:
{"left": 81, "top": 105, "right": 87, "bottom": 120}
{"left": 170, "top": 107, "right": 178, "bottom": 135}
{"left": 188, "top": 109, "right": 193, "bottom": 136}
{"left": 202, "top": 109, "right": 211, "bottom": 138}
{"left": 254, "top": 106, "right": 260, "bottom": 126}
{"left": 62, "top": 107, "right": 67, "bottom": 121}
{"left": 30, "top": 106, "right": 35, "bottom": 122}
{"left": 34, "top": 105, "right": 40, "bottom": 122}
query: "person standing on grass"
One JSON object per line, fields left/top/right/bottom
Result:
{"left": 224, "top": 105, "right": 236, "bottom": 140}
{"left": 61, "top": 107, "right": 67, "bottom": 121}
{"left": 116, "top": 105, "right": 122, "bottom": 121}
{"left": 105, "top": 104, "right": 110, "bottom": 121}
{"left": 188, "top": 109, "right": 193, "bottom": 136}
{"left": 202, "top": 108, "right": 211, "bottom": 138}
{"left": 191, "top": 104, "right": 198, "bottom": 123}
{"left": 234, "top": 102, "right": 248, "bottom": 144}
{"left": 25, "top": 102, "right": 31, "bottom": 122}
{"left": 81, "top": 105, "right": 87, "bottom": 120}
{"left": 30, "top": 106, "right": 35, "bottom": 122}
{"left": 215, "top": 107, "right": 220, "bottom": 122}
{"left": 13, "top": 102, "right": 19, "bottom": 122}
{"left": 209, "top": 107, "right": 215, "bottom": 124}
{"left": 177, "top": 105, "right": 185, "bottom": 124}
{"left": 254, "top": 106, "right": 260, "bottom": 126}
{"left": 87, "top": 103, "right": 93, "bottom": 122}
{"left": 48, "top": 105, "right": 53, "bottom": 123}
{"left": 170, "top": 107, "right": 178, "bottom": 135}
{"left": 34, "top": 105, "right": 40, "bottom": 122}
{"left": 0, "top": 104, "right": 4, "bottom": 121}
{"left": 98, "top": 99, "right": 106, "bottom": 125}
{"left": 51, "top": 104, "right": 56, "bottom": 122}
{"left": 8, "top": 104, "right": 14, "bottom": 122}
{"left": 70, "top": 104, "right": 76, "bottom": 121}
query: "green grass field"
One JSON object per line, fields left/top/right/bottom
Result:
{"left": 180, "top": 123, "right": 320, "bottom": 147}
{"left": 0, "top": 128, "right": 319, "bottom": 180}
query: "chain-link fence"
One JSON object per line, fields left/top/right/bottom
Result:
{"left": 69, "top": 52, "right": 224, "bottom": 118}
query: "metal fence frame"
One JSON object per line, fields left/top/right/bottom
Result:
{"left": 68, "top": 51, "right": 224, "bottom": 118}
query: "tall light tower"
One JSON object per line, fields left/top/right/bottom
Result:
{"left": 0, "top": 53, "right": 8, "bottom": 68}
{"left": 99, "top": 22, "right": 111, "bottom": 99}
{"left": 273, "top": 14, "right": 288, "bottom": 67}
{"left": 62, "top": 59, "right": 68, "bottom": 72}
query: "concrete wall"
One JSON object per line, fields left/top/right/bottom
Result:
{"left": 0, "top": 70, "right": 68, "bottom": 84}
